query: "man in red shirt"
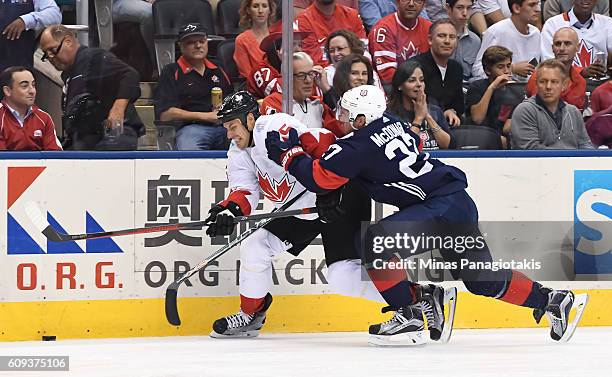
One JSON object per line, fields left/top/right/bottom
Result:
{"left": 525, "top": 27, "right": 586, "bottom": 110}
{"left": 0, "top": 66, "right": 61, "bottom": 150}
{"left": 369, "top": 0, "right": 432, "bottom": 84}
{"left": 295, "top": 0, "right": 367, "bottom": 67}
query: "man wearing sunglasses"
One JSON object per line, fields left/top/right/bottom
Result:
{"left": 0, "top": 0, "right": 60, "bottom": 72}
{"left": 39, "top": 24, "right": 143, "bottom": 150}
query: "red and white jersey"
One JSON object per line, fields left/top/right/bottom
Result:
{"left": 0, "top": 101, "right": 62, "bottom": 151}
{"left": 541, "top": 10, "right": 612, "bottom": 68}
{"left": 369, "top": 13, "right": 431, "bottom": 84}
{"left": 295, "top": 4, "right": 368, "bottom": 66}
{"left": 247, "top": 56, "right": 282, "bottom": 99}
{"left": 224, "top": 113, "right": 336, "bottom": 219}
{"left": 259, "top": 92, "right": 344, "bottom": 136}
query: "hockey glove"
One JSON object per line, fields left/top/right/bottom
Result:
{"left": 265, "top": 128, "right": 305, "bottom": 170}
{"left": 205, "top": 201, "right": 243, "bottom": 237}
{"left": 316, "top": 187, "right": 347, "bottom": 223}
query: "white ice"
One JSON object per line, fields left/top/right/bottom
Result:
{"left": 1, "top": 327, "right": 610, "bottom": 377}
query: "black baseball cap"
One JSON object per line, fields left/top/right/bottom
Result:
{"left": 178, "top": 23, "right": 207, "bottom": 41}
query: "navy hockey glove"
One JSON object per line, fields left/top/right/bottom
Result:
{"left": 205, "top": 202, "right": 243, "bottom": 237}
{"left": 316, "top": 187, "right": 347, "bottom": 223}
{"left": 265, "top": 128, "right": 305, "bottom": 170}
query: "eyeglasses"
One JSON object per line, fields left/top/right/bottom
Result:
{"left": 41, "top": 37, "right": 66, "bottom": 62}
{"left": 293, "top": 71, "right": 319, "bottom": 81}
{"left": 400, "top": 0, "right": 425, "bottom": 5}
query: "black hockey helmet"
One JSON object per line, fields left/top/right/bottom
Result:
{"left": 217, "top": 91, "right": 260, "bottom": 124}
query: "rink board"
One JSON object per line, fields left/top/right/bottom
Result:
{"left": 0, "top": 151, "right": 610, "bottom": 341}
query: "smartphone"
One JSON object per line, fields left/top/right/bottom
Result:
{"left": 528, "top": 57, "right": 538, "bottom": 66}
{"left": 594, "top": 51, "right": 606, "bottom": 65}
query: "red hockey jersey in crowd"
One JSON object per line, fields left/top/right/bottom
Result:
{"left": 369, "top": 13, "right": 431, "bottom": 84}
{"left": 295, "top": 4, "right": 367, "bottom": 66}
{"left": 247, "top": 56, "right": 282, "bottom": 99}
{"left": 0, "top": 101, "right": 62, "bottom": 151}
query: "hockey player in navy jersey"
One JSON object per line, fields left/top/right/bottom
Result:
{"left": 265, "top": 85, "right": 588, "bottom": 346}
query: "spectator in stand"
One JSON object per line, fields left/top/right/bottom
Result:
{"left": 447, "top": 0, "right": 481, "bottom": 81}
{"left": 425, "top": 0, "right": 449, "bottom": 21}
{"left": 543, "top": 0, "right": 608, "bottom": 22}
{"left": 479, "top": 0, "right": 512, "bottom": 24}
{"left": 0, "top": 0, "right": 61, "bottom": 72}
{"left": 584, "top": 104, "right": 612, "bottom": 147}
{"left": 541, "top": 0, "right": 612, "bottom": 79}
{"left": 387, "top": 60, "right": 451, "bottom": 149}
{"left": 155, "top": 23, "right": 233, "bottom": 150}
{"left": 466, "top": 46, "right": 523, "bottom": 148}
{"left": 295, "top": 0, "right": 368, "bottom": 67}
{"left": 526, "top": 28, "right": 586, "bottom": 110}
{"left": 112, "top": 0, "right": 156, "bottom": 72}
{"left": 294, "top": 0, "right": 359, "bottom": 15}
{"left": 315, "top": 30, "right": 382, "bottom": 107}
{"left": 234, "top": 0, "right": 277, "bottom": 79}
{"left": 590, "top": 77, "right": 612, "bottom": 112}
{"left": 511, "top": 59, "right": 594, "bottom": 149}
{"left": 260, "top": 52, "right": 343, "bottom": 135}
{"left": 369, "top": 0, "right": 432, "bottom": 85}
{"left": 40, "top": 24, "right": 143, "bottom": 150}
{"left": 472, "top": 0, "right": 541, "bottom": 81}
{"left": 412, "top": 19, "right": 463, "bottom": 126}
{"left": 0, "top": 66, "right": 61, "bottom": 150}
{"left": 359, "top": 0, "right": 430, "bottom": 32}
{"left": 318, "top": 53, "right": 378, "bottom": 109}
{"left": 247, "top": 31, "right": 308, "bottom": 99}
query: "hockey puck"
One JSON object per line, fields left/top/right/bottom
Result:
{"left": 42, "top": 335, "right": 56, "bottom": 341}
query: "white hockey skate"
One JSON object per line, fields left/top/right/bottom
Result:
{"left": 368, "top": 305, "right": 427, "bottom": 346}
{"left": 534, "top": 290, "right": 588, "bottom": 342}
{"left": 418, "top": 284, "right": 457, "bottom": 343}
{"left": 210, "top": 293, "right": 273, "bottom": 338}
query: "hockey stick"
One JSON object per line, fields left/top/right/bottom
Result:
{"left": 165, "top": 189, "right": 309, "bottom": 326}
{"left": 25, "top": 201, "right": 316, "bottom": 242}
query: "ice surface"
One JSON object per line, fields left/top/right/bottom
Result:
{"left": 0, "top": 327, "right": 609, "bottom": 377}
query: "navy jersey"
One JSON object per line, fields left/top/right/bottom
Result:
{"left": 289, "top": 113, "right": 468, "bottom": 209}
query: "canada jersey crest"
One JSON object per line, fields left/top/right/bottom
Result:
{"left": 257, "top": 170, "right": 295, "bottom": 203}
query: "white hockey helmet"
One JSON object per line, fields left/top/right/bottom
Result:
{"left": 337, "top": 85, "right": 386, "bottom": 127}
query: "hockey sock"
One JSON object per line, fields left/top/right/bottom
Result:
{"left": 366, "top": 256, "right": 416, "bottom": 307}
{"left": 499, "top": 270, "right": 548, "bottom": 309}
{"left": 240, "top": 295, "right": 265, "bottom": 315}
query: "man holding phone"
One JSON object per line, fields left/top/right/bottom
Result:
{"left": 541, "top": 0, "right": 612, "bottom": 79}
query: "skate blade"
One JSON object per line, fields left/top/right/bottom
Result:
{"left": 368, "top": 331, "right": 427, "bottom": 347}
{"left": 209, "top": 330, "right": 260, "bottom": 339}
{"left": 440, "top": 287, "right": 458, "bottom": 344}
{"left": 559, "top": 293, "right": 588, "bottom": 343}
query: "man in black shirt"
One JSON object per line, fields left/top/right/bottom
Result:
{"left": 411, "top": 18, "right": 463, "bottom": 126}
{"left": 40, "top": 24, "right": 143, "bottom": 150}
{"left": 155, "top": 23, "right": 234, "bottom": 150}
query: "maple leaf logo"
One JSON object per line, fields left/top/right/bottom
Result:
{"left": 400, "top": 42, "right": 419, "bottom": 62}
{"left": 574, "top": 41, "right": 594, "bottom": 68}
{"left": 257, "top": 171, "right": 295, "bottom": 203}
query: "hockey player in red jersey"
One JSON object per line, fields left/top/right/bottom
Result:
{"left": 295, "top": 0, "right": 368, "bottom": 67}
{"left": 265, "top": 85, "right": 589, "bottom": 346}
{"left": 206, "top": 91, "right": 385, "bottom": 338}
{"left": 368, "top": 0, "right": 431, "bottom": 84}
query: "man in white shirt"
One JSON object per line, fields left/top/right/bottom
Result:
{"left": 472, "top": 0, "right": 541, "bottom": 81}
{"left": 541, "top": 0, "right": 612, "bottom": 78}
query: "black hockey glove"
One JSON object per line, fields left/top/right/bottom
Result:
{"left": 205, "top": 201, "right": 243, "bottom": 237}
{"left": 265, "top": 128, "right": 305, "bottom": 170}
{"left": 316, "top": 187, "right": 347, "bottom": 223}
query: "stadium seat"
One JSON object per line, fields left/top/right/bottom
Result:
{"left": 153, "top": 0, "right": 217, "bottom": 73}
{"left": 94, "top": 0, "right": 113, "bottom": 49}
{"left": 217, "top": 0, "right": 242, "bottom": 36}
{"left": 449, "top": 125, "right": 503, "bottom": 150}
{"left": 215, "top": 39, "right": 245, "bottom": 88}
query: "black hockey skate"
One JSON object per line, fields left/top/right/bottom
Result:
{"left": 210, "top": 293, "right": 273, "bottom": 338}
{"left": 533, "top": 289, "right": 588, "bottom": 342}
{"left": 368, "top": 305, "right": 427, "bottom": 346}
{"left": 417, "top": 284, "right": 457, "bottom": 343}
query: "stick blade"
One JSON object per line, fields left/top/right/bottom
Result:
{"left": 165, "top": 282, "right": 181, "bottom": 326}
{"left": 24, "top": 201, "right": 48, "bottom": 232}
